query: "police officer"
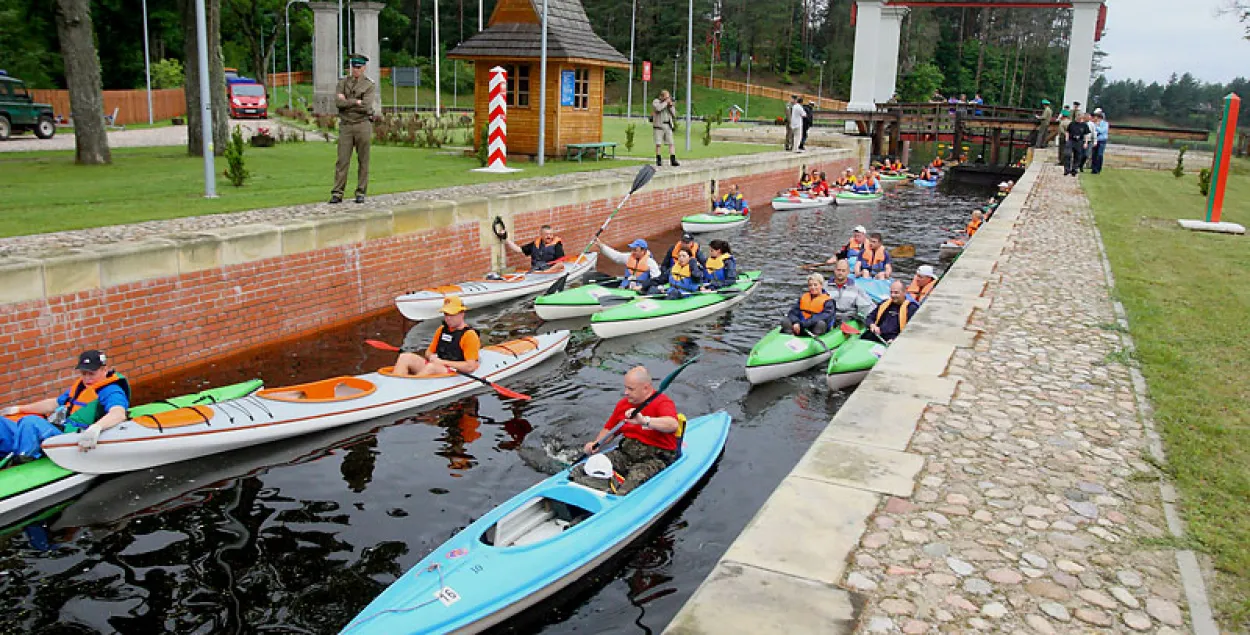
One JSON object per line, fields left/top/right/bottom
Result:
{"left": 331, "top": 54, "right": 377, "bottom": 204}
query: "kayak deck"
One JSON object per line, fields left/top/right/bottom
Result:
{"left": 590, "top": 272, "right": 762, "bottom": 339}
{"left": 396, "top": 254, "right": 598, "bottom": 320}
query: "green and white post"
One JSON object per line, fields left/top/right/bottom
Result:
{"left": 1179, "top": 93, "right": 1245, "bottom": 235}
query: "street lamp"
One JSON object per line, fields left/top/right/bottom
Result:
{"left": 626, "top": 0, "right": 636, "bottom": 119}
{"left": 286, "top": 0, "right": 309, "bottom": 111}
{"left": 142, "top": 0, "right": 153, "bottom": 124}
{"left": 817, "top": 60, "right": 825, "bottom": 108}
{"left": 685, "top": 0, "right": 692, "bottom": 151}
{"left": 537, "top": 0, "right": 548, "bottom": 165}
{"left": 745, "top": 55, "right": 752, "bottom": 118}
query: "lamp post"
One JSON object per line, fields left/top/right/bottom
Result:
{"left": 745, "top": 54, "right": 751, "bottom": 118}
{"left": 336, "top": 0, "right": 342, "bottom": 76}
{"left": 433, "top": 0, "right": 441, "bottom": 116}
{"left": 626, "top": 0, "right": 636, "bottom": 119}
{"left": 194, "top": 0, "right": 216, "bottom": 197}
{"left": 537, "top": 0, "right": 548, "bottom": 165}
{"left": 285, "top": 0, "right": 309, "bottom": 111}
{"left": 817, "top": 60, "right": 825, "bottom": 108}
{"left": 685, "top": 0, "right": 692, "bottom": 151}
{"left": 141, "top": 0, "right": 153, "bottom": 124}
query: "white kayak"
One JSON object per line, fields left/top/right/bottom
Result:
{"left": 770, "top": 195, "right": 835, "bottom": 211}
{"left": 395, "top": 254, "right": 598, "bottom": 321}
{"left": 42, "top": 332, "right": 571, "bottom": 474}
{"left": 680, "top": 213, "right": 749, "bottom": 234}
{"left": 939, "top": 241, "right": 965, "bottom": 259}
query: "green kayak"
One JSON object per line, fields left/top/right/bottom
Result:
{"left": 0, "top": 378, "right": 263, "bottom": 526}
{"left": 590, "top": 271, "right": 762, "bottom": 339}
{"left": 878, "top": 173, "right": 913, "bottom": 182}
{"left": 745, "top": 319, "right": 865, "bottom": 385}
{"left": 826, "top": 338, "right": 887, "bottom": 391}
{"left": 836, "top": 191, "right": 884, "bottom": 204}
{"left": 681, "top": 212, "right": 749, "bottom": 234}
{"left": 533, "top": 281, "right": 638, "bottom": 320}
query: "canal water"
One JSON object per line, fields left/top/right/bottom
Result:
{"left": 2, "top": 180, "right": 993, "bottom": 634}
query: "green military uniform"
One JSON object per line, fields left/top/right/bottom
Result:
{"left": 332, "top": 55, "right": 376, "bottom": 203}
{"left": 1035, "top": 101, "right": 1053, "bottom": 148}
{"left": 570, "top": 437, "right": 677, "bottom": 495}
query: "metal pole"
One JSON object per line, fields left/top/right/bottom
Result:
{"left": 415, "top": 0, "right": 420, "bottom": 113}
{"left": 626, "top": 0, "right": 636, "bottom": 119}
{"left": 434, "top": 0, "right": 441, "bottom": 116}
{"left": 745, "top": 55, "right": 750, "bottom": 117}
{"left": 346, "top": 0, "right": 352, "bottom": 56}
{"left": 393, "top": 66, "right": 397, "bottom": 112}
{"left": 194, "top": 0, "right": 216, "bottom": 197}
{"left": 685, "top": 0, "right": 692, "bottom": 152}
{"left": 142, "top": 0, "right": 153, "bottom": 124}
{"left": 337, "top": 0, "right": 342, "bottom": 76}
{"left": 673, "top": 52, "right": 678, "bottom": 98}
{"left": 537, "top": 0, "right": 548, "bottom": 165}
{"left": 478, "top": 0, "right": 483, "bottom": 31}
{"left": 286, "top": 0, "right": 294, "bottom": 111}
{"left": 818, "top": 62, "right": 824, "bottom": 107}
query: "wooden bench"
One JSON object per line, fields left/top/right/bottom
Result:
{"left": 566, "top": 142, "right": 617, "bottom": 162}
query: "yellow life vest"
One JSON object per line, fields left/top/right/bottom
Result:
{"left": 875, "top": 299, "right": 911, "bottom": 331}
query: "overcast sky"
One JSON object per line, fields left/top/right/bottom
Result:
{"left": 1099, "top": 0, "right": 1249, "bottom": 84}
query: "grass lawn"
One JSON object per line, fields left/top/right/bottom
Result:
{"left": 605, "top": 83, "right": 790, "bottom": 121}
{"left": 598, "top": 117, "right": 770, "bottom": 160}
{"left": 1082, "top": 161, "right": 1250, "bottom": 629}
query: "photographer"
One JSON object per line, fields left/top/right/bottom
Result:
{"left": 652, "top": 90, "right": 680, "bottom": 167}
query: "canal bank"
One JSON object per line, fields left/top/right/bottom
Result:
{"left": 0, "top": 149, "right": 856, "bottom": 403}
{"left": 666, "top": 154, "right": 1218, "bottom": 634}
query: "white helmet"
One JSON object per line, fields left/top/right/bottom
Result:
{"left": 585, "top": 454, "right": 614, "bottom": 479}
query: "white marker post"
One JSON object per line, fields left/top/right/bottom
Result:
{"left": 473, "top": 66, "right": 520, "bottom": 173}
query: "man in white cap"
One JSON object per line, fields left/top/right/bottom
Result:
{"left": 907, "top": 265, "right": 939, "bottom": 303}
{"left": 867, "top": 281, "right": 920, "bottom": 344}
{"left": 593, "top": 237, "right": 660, "bottom": 291}
{"left": 828, "top": 225, "right": 869, "bottom": 263}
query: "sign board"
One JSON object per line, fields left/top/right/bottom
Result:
{"left": 560, "top": 70, "right": 576, "bottom": 107}
{"left": 642, "top": 61, "right": 652, "bottom": 82}
{"left": 392, "top": 67, "right": 420, "bottom": 88}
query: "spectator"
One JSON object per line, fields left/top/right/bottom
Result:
{"left": 1034, "top": 99, "right": 1053, "bottom": 148}
{"left": 790, "top": 97, "right": 808, "bottom": 153}
{"left": 1091, "top": 109, "right": 1109, "bottom": 174}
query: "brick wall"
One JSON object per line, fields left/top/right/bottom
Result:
{"left": 2, "top": 159, "right": 853, "bottom": 402}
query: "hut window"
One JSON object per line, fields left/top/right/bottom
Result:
{"left": 505, "top": 64, "right": 530, "bottom": 107}
{"left": 574, "top": 68, "right": 590, "bottom": 110}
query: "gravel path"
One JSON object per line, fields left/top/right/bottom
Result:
{"left": 847, "top": 165, "right": 1201, "bottom": 634}
{"left": 0, "top": 118, "right": 300, "bottom": 153}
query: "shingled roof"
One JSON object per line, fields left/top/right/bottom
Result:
{"left": 448, "top": 0, "right": 629, "bottom": 67}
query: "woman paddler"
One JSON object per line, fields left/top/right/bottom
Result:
{"left": 781, "top": 273, "right": 835, "bottom": 336}
{"left": 664, "top": 247, "right": 705, "bottom": 299}
{"left": 699, "top": 240, "right": 738, "bottom": 291}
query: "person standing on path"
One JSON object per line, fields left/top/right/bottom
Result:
{"left": 790, "top": 97, "right": 807, "bottom": 153}
{"left": 652, "top": 90, "right": 679, "bottom": 167}
{"left": 1034, "top": 99, "right": 1053, "bottom": 148}
{"left": 1057, "top": 108, "right": 1072, "bottom": 167}
{"left": 783, "top": 96, "right": 796, "bottom": 151}
{"left": 799, "top": 99, "right": 814, "bottom": 151}
{"left": 1066, "top": 114, "right": 1093, "bottom": 176}
{"left": 330, "top": 55, "right": 376, "bottom": 204}
{"left": 1091, "top": 109, "right": 1110, "bottom": 174}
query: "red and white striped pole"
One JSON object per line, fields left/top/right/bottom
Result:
{"left": 474, "top": 66, "right": 521, "bottom": 173}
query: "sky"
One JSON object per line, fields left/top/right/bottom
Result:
{"left": 1099, "top": 0, "right": 1249, "bottom": 84}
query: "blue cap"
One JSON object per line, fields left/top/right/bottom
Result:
{"left": 628, "top": 239, "right": 648, "bottom": 249}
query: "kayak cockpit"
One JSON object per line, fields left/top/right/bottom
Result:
{"left": 257, "top": 377, "right": 377, "bottom": 402}
{"left": 481, "top": 488, "right": 601, "bottom": 547}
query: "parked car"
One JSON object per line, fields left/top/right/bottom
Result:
{"left": 227, "top": 80, "right": 268, "bottom": 119}
{"left": 0, "top": 70, "right": 56, "bottom": 140}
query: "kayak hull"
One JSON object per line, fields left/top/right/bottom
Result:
{"left": 43, "top": 333, "right": 571, "bottom": 474}
{"left": 770, "top": 196, "right": 834, "bottom": 211}
{"left": 680, "top": 213, "right": 748, "bottom": 234}
{"left": 939, "top": 242, "right": 965, "bottom": 259}
{"left": 341, "top": 412, "right": 732, "bottom": 635}
{"left": 914, "top": 179, "right": 938, "bottom": 188}
{"left": 744, "top": 325, "right": 856, "bottom": 385}
{"left": 836, "top": 192, "right": 884, "bottom": 204}
{"left": 396, "top": 255, "right": 597, "bottom": 321}
{"left": 826, "top": 339, "right": 887, "bottom": 391}
{"left": 0, "top": 467, "right": 95, "bottom": 528}
{"left": 533, "top": 283, "right": 637, "bottom": 320}
{"left": 590, "top": 272, "right": 762, "bottom": 339}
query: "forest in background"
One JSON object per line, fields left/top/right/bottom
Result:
{"left": 1, "top": 0, "right": 1247, "bottom": 129}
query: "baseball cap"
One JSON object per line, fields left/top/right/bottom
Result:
{"left": 680, "top": 232, "right": 694, "bottom": 242}
{"left": 441, "top": 296, "right": 467, "bottom": 315}
{"left": 998, "top": 181, "right": 1010, "bottom": 188}
{"left": 585, "top": 454, "right": 614, "bottom": 479}
{"left": 853, "top": 225, "right": 867, "bottom": 233}
{"left": 628, "top": 238, "right": 649, "bottom": 249}
{"left": 917, "top": 265, "right": 937, "bottom": 279}
{"left": 76, "top": 349, "right": 108, "bottom": 371}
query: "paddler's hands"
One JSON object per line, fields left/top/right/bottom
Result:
{"left": 792, "top": 323, "right": 802, "bottom": 336}
{"left": 870, "top": 323, "right": 882, "bottom": 336}
{"left": 583, "top": 441, "right": 598, "bottom": 455}
{"left": 78, "top": 424, "right": 102, "bottom": 452}
{"left": 1, "top": 406, "right": 19, "bottom": 417}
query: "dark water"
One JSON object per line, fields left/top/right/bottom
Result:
{"left": 1, "top": 180, "right": 992, "bottom": 635}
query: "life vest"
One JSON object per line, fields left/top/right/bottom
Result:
{"left": 719, "top": 193, "right": 745, "bottom": 210}
{"left": 65, "top": 371, "right": 132, "bottom": 431}
{"left": 530, "top": 235, "right": 563, "bottom": 267}
{"left": 434, "top": 325, "right": 478, "bottom": 362}
{"left": 811, "top": 181, "right": 829, "bottom": 196}
{"left": 671, "top": 241, "right": 699, "bottom": 262}
{"left": 624, "top": 250, "right": 652, "bottom": 283}
{"left": 669, "top": 262, "right": 694, "bottom": 285}
{"left": 966, "top": 218, "right": 982, "bottom": 236}
{"left": 843, "top": 236, "right": 866, "bottom": 257}
{"left": 933, "top": 158, "right": 944, "bottom": 167}
{"left": 908, "top": 275, "right": 936, "bottom": 302}
{"left": 860, "top": 245, "right": 887, "bottom": 271}
{"left": 875, "top": 299, "right": 911, "bottom": 332}
{"left": 799, "top": 291, "right": 832, "bottom": 320}
{"left": 705, "top": 254, "right": 732, "bottom": 281}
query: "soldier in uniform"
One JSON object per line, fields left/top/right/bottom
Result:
{"left": 331, "top": 54, "right": 376, "bottom": 204}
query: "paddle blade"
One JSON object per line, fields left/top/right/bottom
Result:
{"left": 890, "top": 244, "right": 917, "bottom": 258}
{"left": 544, "top": 273, "right": 569, "bottom": 296}
{"left": 656, "top": 356, "right": 701, "bottom": 393}
{"left": 631, "top": 164, "right": 657, "bottom": 193}
{"left": 840, "top": 322, "right": 862, "bottom": 335}
{"left": 491, "top": 382, "right": 532, "bottom": 401}
{"left": 365, "top": 339, "right": 401, "bottom": 352}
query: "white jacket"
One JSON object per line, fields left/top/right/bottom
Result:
{"left": 790, "top": 103, "right": 806, "bottom": 130}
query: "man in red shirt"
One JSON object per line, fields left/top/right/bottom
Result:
{"left": 572, "top": 366, "right": 681, "bottom": 494}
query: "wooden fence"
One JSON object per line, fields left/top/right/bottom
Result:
{"left": 29, "top": 88, "right": 187, "bottom": 125}
{"left": 691, "top": 75, "right": 847, "bottom": 113}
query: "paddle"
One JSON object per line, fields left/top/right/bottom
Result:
{"left": 890, "top": 244, "right": 917, "bottom": 259}
{"left": 596, "top": 286, "right": 745, "bottom": 307}
{"left": 575, "top": 356, "right": 699, "bottom": 464}
{"left": 802, "top": 327, "right": 831, "bottom": 355}
{"left": 0, "top": 452, "right": 13, "bottom": 470}
{"left": 362, "top": 340, "right": 532, "bottom": 401}
{"left": 544, "top": 165, "right": 658, "bottom": 296}
{"left": 799, "top": 262, "right": 839, "bottom": 272}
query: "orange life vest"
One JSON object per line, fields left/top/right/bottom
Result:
{"left": 875, "top": 299, "right": 911, "bottom": 331}
{"left": 671, "top": 241, "right": 699, "bottom": 261}
{"left": 65, "top": 371, "right": 131, "bottom": 430}
{"left": 860, "top": 244, "right": 887, "bottom": 267}
{"left": 843, "top": 236, "right": 866, "bottom": 254}
{"left": 800, "top": 292, "right": 832, "bottom": 319}
{"left": 907, "top": 275, "right": 936, "bottom": 302}
{"left": 625, "top": 251, "right": 652, "bottom": 278}
{"left": 966, "top": 218, "right": 982, "bottom": 236}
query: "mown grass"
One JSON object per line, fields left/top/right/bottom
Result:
{"left": 1082, "top": 162, "right": 1249, "bottom": 629}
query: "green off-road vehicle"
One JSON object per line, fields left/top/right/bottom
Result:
{"left": 0, "top": 70, "right": 57, "bottom": 141}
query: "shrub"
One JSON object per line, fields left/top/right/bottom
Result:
{"left": 1173, "top": 145, "right": 1188, "bottom": 178}
{"left": 477, "top": 124, "right": 489, "bottom": 166}
{"left": 1198, "top": 168, "right": 1211, "bottom": 196}
{"left": 223, "top": 125, "right": 250, "bottom": 186}
{"left": 624, "top": 123, "right": 636, "bottom": 152}
{"left": 150, "top": 59, "right": 185, "bottom": 89}
{"left": 702, "top": 118, "right": 713, "bottom": 146}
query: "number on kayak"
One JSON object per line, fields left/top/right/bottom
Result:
{"left": 635, "top": 300, "right": 660, "bottom": 311}
{"left": 435, "top": 586, "right": 461, "bottom": 606}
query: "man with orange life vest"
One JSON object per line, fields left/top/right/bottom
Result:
{"left": 906, "top": 265, "right": 939, "bottom": 303}
{"left": 699, "top": 240, "right": 738, "bottom": 291}
{"left": 571, "top": 366, "right": 682, "bottom": 494}
{"left": 867, "top": 281, "right": 920, "bottom": 344}
{"left": 949, "top": 210, "right": 985, "bottom": 248}
{"left": 854, "top": 232, "right": 893, "bottom": 280}
{"left": 504, "top": 224, "right": 565, "bottom": 271}
{"left": 782, "top": 273, "right": 836, "bottom": 335}
{"left": 595, "top": 237, "right": 660, "bottom": 291}
{"left": 827, "top": 225, "right": 868, "bottom": 263}
{"left": 1, "top": 350, "right": 132, "bottom": 460}
{"left": 659, "top": 232, "right": 707, "bottom": 280}
{"left": 393, "top": 297, "right": 481, "bottom": 377}
{"left": 713, "top": 184, "right": 750, "bottom": 214}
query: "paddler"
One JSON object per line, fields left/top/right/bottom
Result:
{"left": 699, "top": 240, "right": 738, "bottom": 290}
{"left": 594, "top": 237, "right": 660, "bottom": 292}
{"left": 966, "top": 210, "right": 984, "bottom": 237}
{"left": 659, "top": 232, "right": 707, "bottom": 280}
{"left": 996, "top": 181, "right": 1012, "bottom": 198}
{"left": 867, "top": 281, "right": 919, "bottom": 343}
{"left": 713, "top": 184, "right": 750, "bottom": 214}
{"left": 906, "top": 265, "right": 939, "bottom": 303}
{"left": 809, "top": 172, "right": 831, "bottom": 197}
{"left": 828, "top": 259, "right": 875, "bottom": 324}
{"left": 504, "top": 224, "right": 565, "bottom": 271}
{"left": 1, "top": 349, "right": 131, "bottom": 458}
{"left": 392, "top": 297, "right": 481, "bottom": 377}
{"left": 854, "top": 232, "right": 893, "bottom": 280}
{"left": 781, "top": 273, "right": 835, "bottom": 336}
{"left": 663, "top": 247, "right": 705, "bottom": 299}
{"left": 827, "top": 225, "right": 868, "bottom": 263}
{"left": 571, "top": 366, "right": 681, "bottom": 494}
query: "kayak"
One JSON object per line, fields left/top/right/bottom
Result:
{"left": 0, "top": 379, "right": 263, "bottom": 526}
{"left": 42, "top": 333, "right": 570, "bottom": 474}
{"left": 533, "top": 281, "right": 638, "bottom": 320}
{"left": 770, "top": 195, "right": 835, "bottom": 211}
{"left": 681, "top": 212, "right": 748, "bottom": 233}
{"left": 836, "top": 191, "right": 884, "bottom": 204}
{"left": 341, "top": 411, "right": 732, "bottom": 635}
{"left": 854, "top": 277, "right": 893, "bottom": 303}
{"left": 826, "top": 338, "right": 888, "bottom": 391}
{"left": 744, "top": 320, "right": 864, "bottom": 385}
{"left": 939, "top": 241, "right": 965, "bottom": 259}
{"left": 590, "top": 272, "right": 762, "bottom": 339}
{"left": 878, "top": 173, "right": 912, "bottom": 183}
{"left": 914, "top": 179, "right": 938, "bottom": 188}
{"left": 396, "top": 254, "right": 598, "bottom": 321}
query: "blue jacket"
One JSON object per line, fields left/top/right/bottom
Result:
{"left": 787, "top": 291, "right": 835, "bottom": 329}
{"left": 872, "top": 298, "right": 921, "bottom": 342}
{"left": 1095, "top": 120, "right": 1109, "bottom": 142}
{"left": 667, "top": 263, "right": 705, "bottom": 293}
{"left": 704, "top": 254, "right": 738, "bottom": 289}
{"left": 715, "top": 193, "right": 750, "bottom": 213}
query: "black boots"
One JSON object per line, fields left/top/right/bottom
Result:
{"left": 656, "top": 154, "right": 663, "bottom": 166}
{"left": 329, "top": 194, "right": 343, "bottom": 204}
{"left": 670, "top": 155, "right": 680, "bottom": 167}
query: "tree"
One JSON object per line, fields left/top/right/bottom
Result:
{"left": 223, "top": 0, "right": 284, "bottom": 85}
{"left": 181, "top": 0, "right": 228, "bottom": 157}
{"left": 53, "top": 0, "right": 111, "bottom": 165}
{"left": 898, "top": 63, "right": 944, "bottom": 103}
{"left": 151, "top": 58, "right": 186, "bottom": 88}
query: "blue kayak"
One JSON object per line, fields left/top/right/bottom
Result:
{"left": 342, "top": 411, "right": 732, "bottom": 634}
{"left": 855, "top": 277, "right": 892, "bottom": 303}
{"left": 914, "top": 179, "right": 938, "bottom": 188}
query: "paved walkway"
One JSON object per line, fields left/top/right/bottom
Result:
{"left": 846, "top": 165, "right": 1210, "bottom": 633}
{"left": 0, "top": 118, "right": 297, "bottom": 153}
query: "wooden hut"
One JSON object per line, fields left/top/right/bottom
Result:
{"left": 448, "top": 0, "right": 629, "bottom": 158}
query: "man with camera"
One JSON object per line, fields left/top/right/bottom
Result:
{"left": 652, "top": 90, "right": 680, "bottom": 167}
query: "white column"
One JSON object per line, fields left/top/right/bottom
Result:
{"left": 847, "top": 0, "right": 883, "bottom": 112}
{"left": 353, "top": 1, "right": 385, "bottom": 115}
{"left": 310, "top": 1, "right": 340, "bottom": 114}
{"left": 1063, "top": 1, "right": 1102, "bottom": 112}
{"left": 876, "top": 6, "right": 907, "bottom": 104}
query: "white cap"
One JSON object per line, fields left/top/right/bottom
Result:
{"left": 853, "top": 225, "right": 867, "bottom": 233}
{"left": 1094, "top": 107, "right": 1104, "bottom": 114}
{"left": 917, "top": 265, "right": 937, "bottom": 279}
{"left": 998, "top": 181, "right": 1010, "bottom": 188}
{"left": 585, "top": 454, "right": 614, "bottom": 479}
